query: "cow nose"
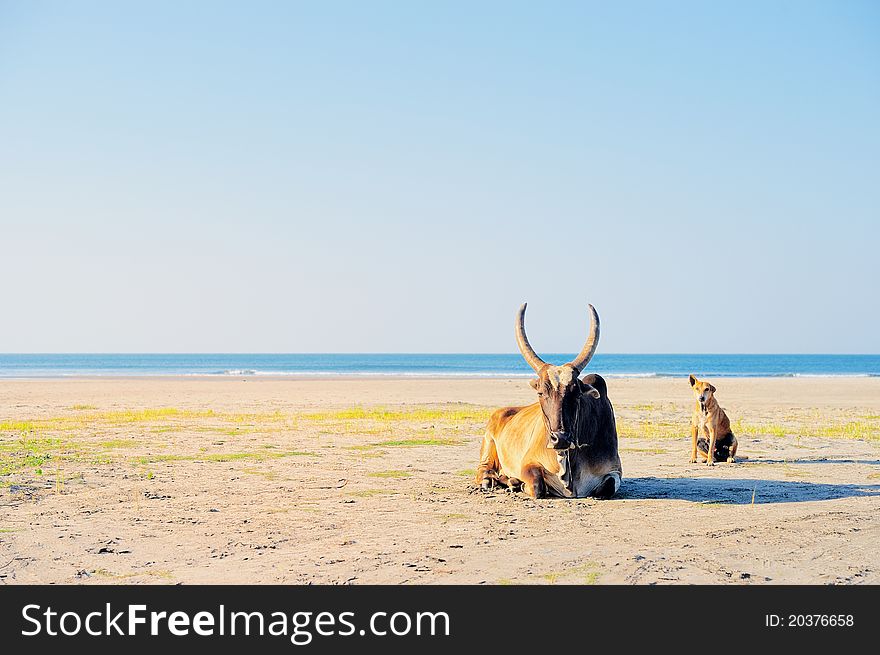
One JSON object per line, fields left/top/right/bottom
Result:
{"left": 548, "top": 432, "right": 570, "bottom": 450}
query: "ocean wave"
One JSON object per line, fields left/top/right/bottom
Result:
{"left": 602, "top": 373, "right": 659, "bottom": 378}
{"left": 791, "top": 373, "right": 875, "bottom": 378}
{"left": 212, "top": 370, "right": 537, "bottom": 377}
{"left": 209, "top": 370, "right": 674, "bottom": 378}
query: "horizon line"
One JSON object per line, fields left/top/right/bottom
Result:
{"left": 1, "top": 353, "right": 878, "bottom": 357}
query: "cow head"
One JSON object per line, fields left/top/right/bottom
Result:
{"left": 516, "top": 303, "right": 602, "bottom": 450}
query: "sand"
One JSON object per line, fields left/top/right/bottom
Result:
{"left": 1, "top": 376, "right": 878, "bottom": 585}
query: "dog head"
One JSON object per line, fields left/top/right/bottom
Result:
{"left": 688, "top": 374, "right": 717, "bottom": 405}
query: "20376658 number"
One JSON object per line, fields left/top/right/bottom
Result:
{"left": 765, "top": 614, "right": 854, "bottom": 627}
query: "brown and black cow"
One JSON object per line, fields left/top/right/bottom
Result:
{"left": 476, "top": 303, "right": 622, "bottom": 499}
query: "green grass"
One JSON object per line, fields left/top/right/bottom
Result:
{"left": 616, "top": 419, "right": 681, "bottom": 440}
{"left": 0, "top": 408, "right": 216, "bottom": 434}
{"left": 194, "top": 427, "right": 266, "bottom": 436}
{"left": 441, "top": 513, "right": 469, "bottom": 523}
{"left": 4, "top": 453, "right": 52, "bottom": 474}
{"left": 371, "top": 438, "right": 466, "bottom": 447}
{"left": 1, "top": 405, "right": 492, "bottom": 452}
{"left": 134, "top": 450, "right": 314, "bottom": 464}
{"left": 225, "top": 411, "right": 286, "bottom": 424}
{"left": 103, "top": 408, "right": 216, "bottom": 422}
{"left": 732, "top": 420, "right": 787, "bottom": 438}
{"left": 0, "top": 420, "right": 39, "bottom": 432}
{"left": 93, "top": 568, "right": 173, "bottom": 580}
{"left": 0, "top": 404, "right": 330, "bottom": 479}
{"left": 241, "top": 466, "right": 281, "bottom": 481}
{"left": 0, "top": 434, "right": 65, "bottom": 451}
{"left": 0, "top": 435, "right": 58, "bottom": 475}
{"left": 300, "top": 406, "right": 492, "bottom": 423}
{"left": 540, "top": 563, "right": 601, "bottom": 585}
{"left": 732, "top": 418, "right": 880, "bottom": 442}
{"left": 615, "top": 415, "right": 880, "bottom": 443}
{"left": 3, "top": 402, "right": 874, "bottom": 492}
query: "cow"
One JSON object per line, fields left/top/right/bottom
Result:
{"left": 476, "top": 303, "right": 622, "bottom": 499}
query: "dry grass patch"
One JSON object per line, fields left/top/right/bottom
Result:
{"left": 540, "top": 562, "right": 601, "bottom": 585}
{"left": 367, "top": 470, "right": 412, "bottom": 479}
{"left": 134, "top": 450, "right": 314, "bottom": 464}
{"left": 347, "top": 489, "right": 397, "bottom": 497}
{"left": 372, "top": 438, "right": 466, "bottom": 447}
{"left": 93, "top": 568, "right": 173, "bottom": 580}
{"left": 620, "top": 446, "right": 669, "bottom": 454}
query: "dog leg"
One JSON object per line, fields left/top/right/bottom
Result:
{"left": 727, "top": 437, "right": 738, "bottom": 463}
{"left": 689, "top": 424, "right": 698, "bottom": 463}
{"left": 706, "top": 427, "right": 717, "bottom": 466}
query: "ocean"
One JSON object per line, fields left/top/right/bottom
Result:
{"left": 0, "top": 353, "right": 877, "bottom": 378}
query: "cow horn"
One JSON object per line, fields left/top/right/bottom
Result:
{"left": 568, "top": 304, "right": 600, "bottom": 373}
{"left": 515, "top": 303, "right": 547, "bottom": 373}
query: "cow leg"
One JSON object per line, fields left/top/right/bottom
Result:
{"left": 480, "top": 472, "right": 499, "bottom": 490}
{"left": 590, "top": 472, "right": 620, "bottom": 500}
{"left": 476, "top": 432, "right": 502, "bottom": 490}
{"left": 520, "top": 465, "right": 547, "bottom": 499}
{"left": 480, "top": 469, "right": 519, "bottom": 492}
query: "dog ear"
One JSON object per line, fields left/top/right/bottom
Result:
{"left": 688, "top": 374, "right": 697, "bottom": 387}
{"left": 709, "top": 384, "right": 717, "bottom": 393}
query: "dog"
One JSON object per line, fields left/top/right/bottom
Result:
{"left": 689, "top": 374, "right": 738, "bottom": 465}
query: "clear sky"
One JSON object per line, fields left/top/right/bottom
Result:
{"left": 1, "top": 1, "right": 877, "bottom": 354}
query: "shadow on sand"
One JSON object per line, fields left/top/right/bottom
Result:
{"left": 619, "top": 477, "right": 880, "bottom": 504}
{"left": 742, "top": 458, "right": 880, "bottom": 466}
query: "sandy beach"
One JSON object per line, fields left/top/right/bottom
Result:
{"left": 1, "top": 375, "right": 878, "bottom": 585}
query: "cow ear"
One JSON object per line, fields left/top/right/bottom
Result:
{"left": 529, "top": 378, "right": 540, "bottom": 390}
{"left": 581, "top": 381, "right": 601, "bottom": 399}
{"left": 709, "top": 384, "right": 717, "bottom": 393}
{"left": 688, "top": 374, "right": 697, "bottom": 387}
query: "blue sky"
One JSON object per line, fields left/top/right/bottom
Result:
{"left": 1, "top": 1, "right": 877, "bottom": 353}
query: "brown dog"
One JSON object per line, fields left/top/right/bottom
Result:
{"left": 689, "top": 374, "right": 738, "bottom": 465}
